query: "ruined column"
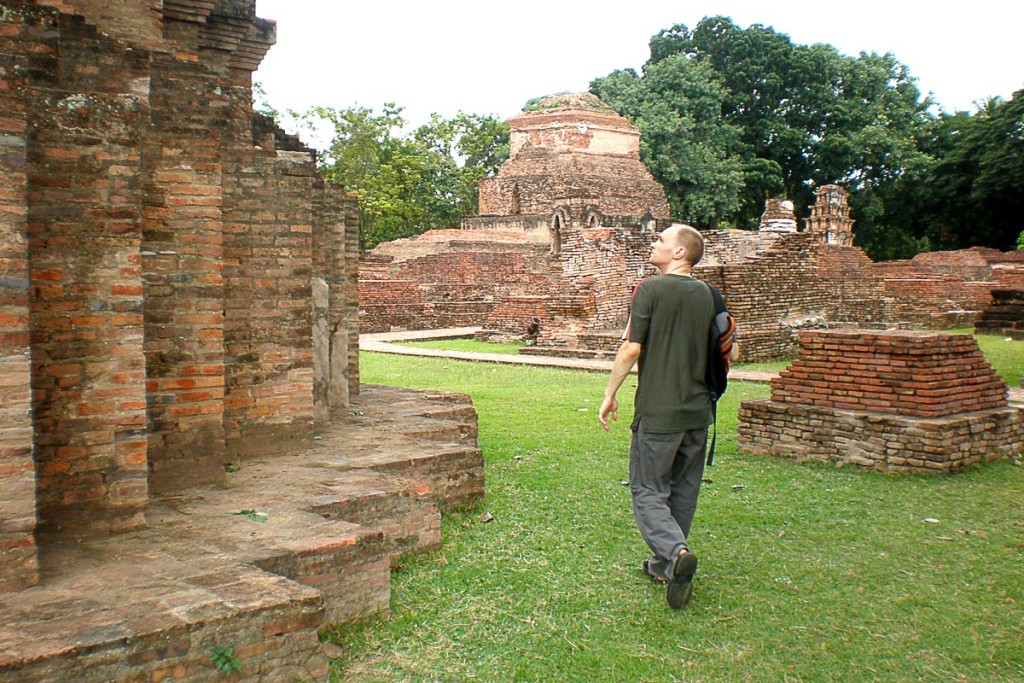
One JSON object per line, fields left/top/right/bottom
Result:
{"left": 24, "top": 10, "right": 150, "bottom": 535}
{"left": 141, "top": 20, "right": 229, "bottom": 493}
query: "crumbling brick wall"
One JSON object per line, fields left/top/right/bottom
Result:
{"left": 0, "top": 0, "right": 359, "bottom": 584}
{"left": 694, "top": 232, "right": 831, "bottom": 361}
{"left": 359, "top": 235, "right": 563, "bottom": 334}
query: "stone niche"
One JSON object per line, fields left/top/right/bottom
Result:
{"left": 738, "top": 330, "right": 1024, "bottom": 473}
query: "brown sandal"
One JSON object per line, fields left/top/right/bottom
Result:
{"left": 642, "top": 559, "right": 669, "bottom": 584}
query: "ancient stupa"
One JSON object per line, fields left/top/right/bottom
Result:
{"left": 474, "top": 92, "right": 671, "bottom": 222}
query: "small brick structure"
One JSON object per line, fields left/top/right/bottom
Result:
{"left": 738, "top": 330, "right": 1024, "bottom": 473}
{"left": 975, "top": 289, "right": 1024, "bottom": 340}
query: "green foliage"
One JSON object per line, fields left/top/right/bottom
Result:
{"left": 1017, "top": 229, "right": 1024, "bottom": 250}
{"left": 592, "top": 59, "right": 746, "bottom": 228}
{"left": 210, "top": 646, "right": 242, "bottom": 675}
{"left": 326, "top": 351, "right": 1024, "bottom": 682}
{"left": 295, "top": 105, "right": 508, "bottom": 250}
{"left": 230, "top": 508, "right": 267, "bottom": 523}
{"left": 907, "top": 91, "right": 1024, "bottom": 252}
{"left": 598, "top": 17, "right": 1023, "bottom": 259}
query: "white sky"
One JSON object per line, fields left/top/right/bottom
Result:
{"left": 255, "top": 0, "right": 1022, "bottom": 139}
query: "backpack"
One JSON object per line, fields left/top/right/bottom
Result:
{"left": 704, "top": 283, "right": 736, "bottom": 466}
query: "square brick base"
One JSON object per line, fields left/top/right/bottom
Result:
{"left": 739, "top": 400, "right": 1024, "bottom": 473}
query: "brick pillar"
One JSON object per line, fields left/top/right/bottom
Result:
{"left": 141, "top": 54, "right": 227, "bottom": 494}
{"left": 0, "top": 51, "right": 39, "bottom": 591}
{"left": 222, "top": 146, "right": 316, "bottom": 458}
{"left": 27, "top": 13, "right": 150, "bottom": 536}
{"left": 341, "top": 191, "right": 361, "bottom": 399}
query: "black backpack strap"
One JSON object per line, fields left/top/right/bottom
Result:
{"left": 706, "top": 282, "right": 727, "bottom": 316}
{"left": 707, "top": 401, "right": 717, "bottom": 467}
{"left": 704, "top": 282, "right": 725, "bottom": 468}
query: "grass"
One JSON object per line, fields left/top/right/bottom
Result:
{"left": 324, "top": 340, "right": 1024, "bottom": 682}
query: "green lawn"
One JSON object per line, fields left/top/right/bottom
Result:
{"left": 325, "top": 339, "right": 1024, "bottom": 682}
{"left": 970, "top": 332, "right": 1022, "bottom": 388}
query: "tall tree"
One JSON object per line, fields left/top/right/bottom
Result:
{"left": 297, "top": 105, "right": 509, "bottom": 250}
{"left": 599, "top": 17, "right": 938, "bottom": 258}
{"left": 592, "top": 58, "right": 746, "bottom": 227}
{"left": 912, "top": 91, "right": 1024, "bottom": 252}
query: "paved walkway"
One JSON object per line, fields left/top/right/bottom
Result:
{"left": 361, "top": 327, "right": 1023, "bottom": 404}
{"left": 361, "top": 327, "right": 776, "bottom": 381}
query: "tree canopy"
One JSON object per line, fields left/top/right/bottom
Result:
{"left": 290, "top": 105, "right": 509, "bottom": 250}
{"left": 593, "top": 16, "right": 1022, "bottom": 259}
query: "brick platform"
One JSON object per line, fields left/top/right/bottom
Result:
{"left": 0, "top": 385, "right": 484, "bottom": 682}
{"left": 738, "top": 330, "right": 1024, "bottom": 473}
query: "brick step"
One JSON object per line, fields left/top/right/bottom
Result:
{"left": 521, "top": 346, "right": 616, "bottom": 360}
{"left": 0, "top": 539, "right": 329, "bottom": 682}
{"left": 0, "top": 385, "right": 485, "bottom": 681}
{"left": 307, "top": 469, "right": 441, "bottom": 564}
{"left": 145, "top": 493, "right": 392, "bottom": 627}
{"left": 415, "top": 403, "right": 479, "bottom": 422}
{"left": 330, "top": 443, "right": 485, "bottom": 513}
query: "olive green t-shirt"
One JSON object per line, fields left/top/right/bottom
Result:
{"left": 627, "top": 274, "right": 714, "bottom": 433}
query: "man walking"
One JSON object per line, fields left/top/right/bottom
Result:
{"left": 599, "top": 223, "right": 737, "bottom": 609}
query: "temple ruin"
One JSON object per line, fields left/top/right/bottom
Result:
{"left": 0, "top": 1, "right": 483, "bottom": 679}
{"left": 359, "top": 93, "right": 670, "bottom": 348}
{"left": 359, "top": 97, "right": 1024, "bottom": 362}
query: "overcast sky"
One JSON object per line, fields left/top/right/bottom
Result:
{"left": 254, "top": 0, "right": 1022, "bottom": 138}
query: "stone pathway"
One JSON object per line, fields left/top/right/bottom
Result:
{"left": 361, "top": 328, "right": 1023, "bottom": 405}
{"left": 361, "top": 327, "right": 778, "bottom": 384}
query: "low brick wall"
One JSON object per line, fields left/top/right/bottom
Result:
{"left": 738, "top": 330, "right": 1024, "bottom": 473}
{"left": 767, "top": 330, "right": 1007, "bottom": 418}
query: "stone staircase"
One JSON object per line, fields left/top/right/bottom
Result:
{"left": 0, "top": 385, "right": 484, "bottom": 682}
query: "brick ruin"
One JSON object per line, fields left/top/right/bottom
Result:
{"left": 738, "top": 330, "right": 1024, "bottom": 472}
{"left": 360, "top": 120, "right": 1024, "bottom": 362}
{"left": 359, "top": 93, "right": 668, "bottom": 348}
{"left": 0, "top": 1, "right": 486, "bottom": 679}
{"left": 2, "top": 0, "right": 361, "bottom": 562}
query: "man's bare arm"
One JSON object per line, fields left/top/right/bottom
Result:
{"left": 599, "top": 340, "right": 642, "bottom": 431}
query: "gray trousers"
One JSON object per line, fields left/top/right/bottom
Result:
{"left": 629, "top": 422, "right": 708, "bottom": 578}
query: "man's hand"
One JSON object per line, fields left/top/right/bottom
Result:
{"left": 599, "top": 340, "right": 640, "bottom": 432}
{"left": 599, "top": 395, "right": 618, "bottom": 432}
